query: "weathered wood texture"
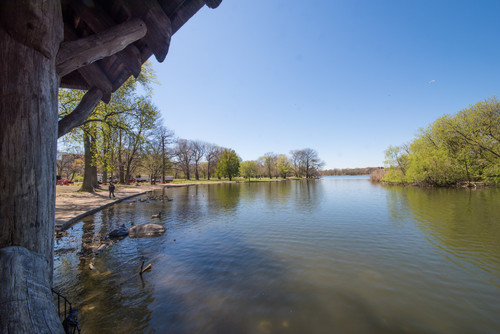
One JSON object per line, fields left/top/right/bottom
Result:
{"left": 0, "top": 0, "right": 222, "bottom": 332}
{"left": 0, "top": 1, "right": 64, "bottom": 332}
{"left": 56, "top": 18, "right": 147, "bottom": 77}
{"left": 58, "top": 87, "right": 104, "bottom": 139}
{"left": 117, "top": 0, "right": 173, "bottom": 62}
{"left": 0, "top": 0, "right": 62, "bottom": 268}
{"left": 0, "top": 247, "right": 63, "bottom": 333}
{"left": 71, "top": 1, "right": 143, "bottom": 78}
{"left": 58, "top": 0, "right": 216, "bottom": 96}
{"left": 62, "top": 25, "right": 113, "bottom": 103}
{"left": 204, "top": 0, "right": 222, "bottom": 9}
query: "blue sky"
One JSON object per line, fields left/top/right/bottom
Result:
{"left": 151, "top": 0, "right": 500, "bottom": 169}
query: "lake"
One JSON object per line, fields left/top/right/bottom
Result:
{"left": 53, "top": 176, "right": 500, "bottom": 333}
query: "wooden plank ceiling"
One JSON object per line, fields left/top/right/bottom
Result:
{"left": 59, "top": 0, "right": 222, "bottom": 102}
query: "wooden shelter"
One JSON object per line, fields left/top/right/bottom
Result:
{"left": 0, "top": 0, "right": 221, "bottom": 332}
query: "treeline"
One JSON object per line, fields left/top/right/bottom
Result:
{"left": 58, "top": 64, "right": 324, "bottom": 191}
{"left": 172, "top": 146, "right": 324, "bottom": 181}
{"left": 321, "top": 167, "right": 382, "bottom": 176}
{"left": 379, "top": 97, "right": 500, "bottom": 186}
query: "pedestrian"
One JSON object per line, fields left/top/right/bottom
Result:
{"left": 109, "top": 181, "right": 116, "bottom": 199}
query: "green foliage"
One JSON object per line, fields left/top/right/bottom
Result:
{"left": 276, "top": 154, "right": 291, "bottom": 178}
{"left": 240, "top": 160, "right": 259, "bottom": 180}
{"left": 383, "top": 97, "right": 500, "bottom": 186}
{"left": 215, "top": 149, "right": 240, "bottom": 181}
{"left": 58, "top": 62, "right": 160, "bottom": 188}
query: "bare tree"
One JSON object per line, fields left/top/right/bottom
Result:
{"left": 290, "top": 148, "right": 324, "bottom": 178}
{"left": 152, "top": 124, "right": 175, "bottom": 182}
{"left": 142, "top": 138, "right": 163, "bottom": 184}
{"left": 174, "top": 139, "right": 193, "bottom": 179}
{"left": 56, "top": 152, "right": 73, "bottom": 179}
{"left": 191, "top": 140, "right": 206, "bottom": 180}
{"left": 205, "top": 143, "right": 222, "bottom": 180}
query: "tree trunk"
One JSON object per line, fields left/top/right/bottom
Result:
{"left": 92, "top": 164, "right": 98, "bottom": 188}
{"left": 0, "top": 1, "right": 64, "bottom": 332}
{"left": 185, "top": 162, "right": 191, "bottom": 180}
{"left": 162, "top": 137, "right": 165, "bottom": 183}
{"left": 91, "top": 135, "right": 99, "bottom": 188}
{"left": 80, "top": 133, "right": 95, "bottom": 192}
{"left": 102, "top": 147, "right": 108, "bottom": 185}
{"left": 118, "top": 130, "right": 125, "bottom": 183}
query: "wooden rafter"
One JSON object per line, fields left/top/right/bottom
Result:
{"left": 71, "top": 1, "right": 143, "bottom": 78}
{"left": 113, "top": 0, "right": 172, "bottom": 62}
{"left": 56, "top": 18, "right": 147, "bottom": 77}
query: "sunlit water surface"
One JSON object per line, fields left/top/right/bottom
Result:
{"left": 54, "top": 176, "right": 500, "bottom": 333}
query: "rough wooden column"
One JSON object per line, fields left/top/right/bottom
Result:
{"left": 0, "top": 0, "right": 64, "bottom": 332}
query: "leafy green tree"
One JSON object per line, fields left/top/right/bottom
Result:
{"left": 58, "top": 62, "right": 159, "bottom": 191}
{"left": 260, "top": 152, "right": 277, "bottom": 178}
{"left": 240, "top": 160, "right": 259, "bottom": 181}
{"left": 276, "top": 154, "right": 292, "bottom": 178}
{"left": 382, "top": 97, "right": 500, "bottom": 185}
{"left": 216, "top": 148, "right": 240, "bottom": 181}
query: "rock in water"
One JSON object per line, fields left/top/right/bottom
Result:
{"left": 128, "top": 224, "right": 166, "bottom": 238}
{"left": 108, "top": 224, "right": 129, "bottom": 238}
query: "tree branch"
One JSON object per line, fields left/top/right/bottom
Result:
{"left": 58, "top": 88, "right": 103, "bottom": 138}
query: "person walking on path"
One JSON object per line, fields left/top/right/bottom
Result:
{"left": 109, "top": 182, "right": 116, "bottom": 199}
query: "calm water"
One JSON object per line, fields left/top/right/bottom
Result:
{"left": 54, "top": 176, "right": 500, "bottom": 334}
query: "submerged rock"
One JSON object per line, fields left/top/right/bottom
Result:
{"left": 128, "top": 224, "right": 165, "bottom": 238}
{"left": 108, "top": 224, "right": 129, "bottom": 238}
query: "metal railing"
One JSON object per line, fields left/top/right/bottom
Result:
{"left": 51, "top": 288, "right": 81, "bottom": 334}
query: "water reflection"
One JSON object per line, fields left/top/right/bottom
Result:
{"left": 385, "top": 186, "right": 500, "bottom": 287}
{"left": 53, "top": 179, "right": 500, "bottom": 333}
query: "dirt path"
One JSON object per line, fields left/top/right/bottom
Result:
{"left": 55, "top": 184, "right": 181, "bottom": 231}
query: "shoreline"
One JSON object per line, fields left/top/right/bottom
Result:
{"left": 55, "top": 184, "right": 172, "bottom": 232}
{"left": 54, "top": 179, "right": 293, "bottom": 232}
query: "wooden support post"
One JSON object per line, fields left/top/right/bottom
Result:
{"left": 58, "top": 87, "right": 104, "bottom": 138}
{"left": 0, "top": 0, "right": 64, "bottom": 332}
{"left": 56, "top": 18, "right": 147, "bottom": 77}
{"left": 0, "top": 247, "right": 62, "bottom": 333}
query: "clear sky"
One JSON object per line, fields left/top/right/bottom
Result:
{"left": 151, "top": 0, "right": 500, "bottom": 169}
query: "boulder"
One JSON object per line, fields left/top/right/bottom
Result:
{"left": 108, "top": 224, "right": 129, "bottom": 238}
{"left": 128, "top": 224, "right": 165, "bottom": 238}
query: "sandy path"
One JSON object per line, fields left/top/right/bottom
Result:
{"left": 55, "top": 184, "right": 185, "bottom": 231}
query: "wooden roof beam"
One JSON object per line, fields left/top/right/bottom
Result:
{"left": 203, "top": 0, "right": 222, "bottom": 9}
{"left": 166, "top": 0, "right": 204, "bottom": 34}
{"left": 60, "top": 71, "right": 89, "bottom": 90}
{"left": 118, "top": 0, "right": 172, "bottom": 62}
{"left": 77, "top": 66, "right": 112, "bottom": 103}
{"left": 56, "top": 18, "right": 147, "bottom": 77}
{"left": 71, "top": 1, "right": 143, "bottom": 78}
{"left": 58, "top": 87, "right": 103, "bottom": 138}
{"left": 62, "top": 24, "right": 114, "bottom": 102}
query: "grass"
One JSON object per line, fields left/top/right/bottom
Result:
{"left": 56, "top": 177, "right": 302, "bottom": 193}
{"left": 171, "top": 177, "right": 294, "bottom": 184}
